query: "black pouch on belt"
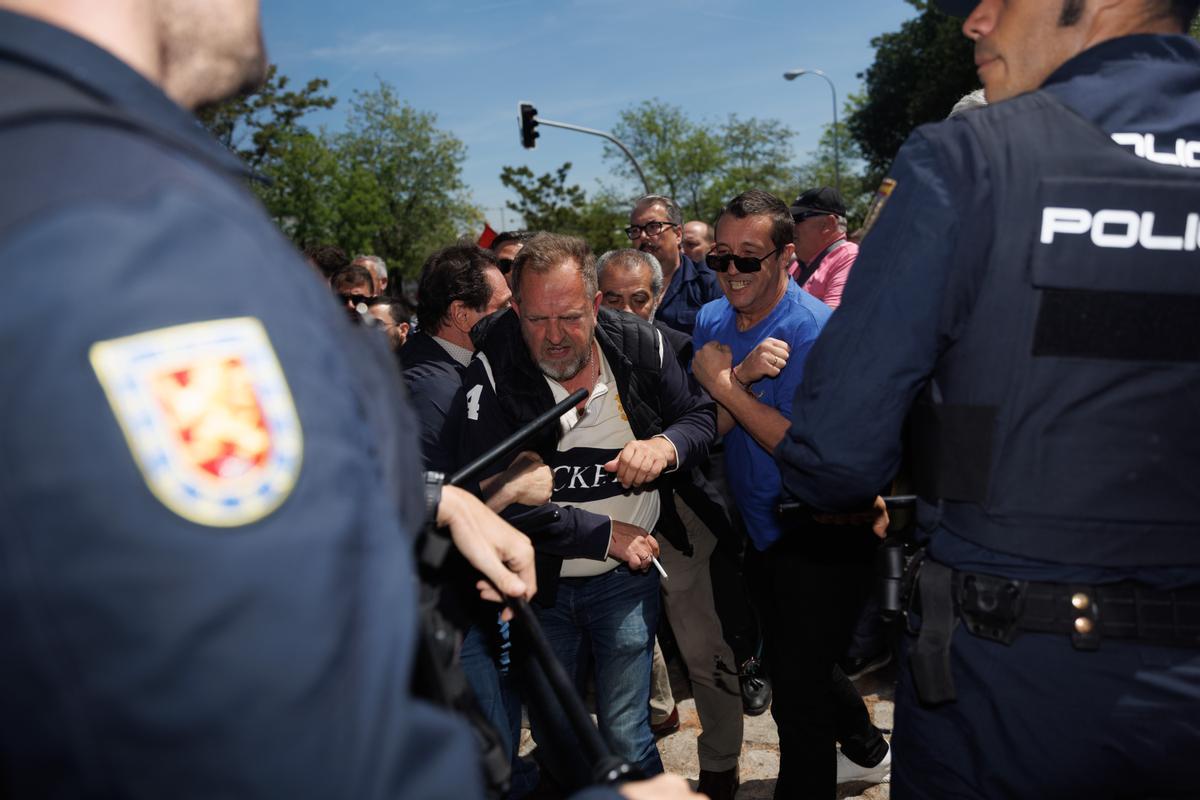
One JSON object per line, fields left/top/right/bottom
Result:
{"left": 910, "top": 559, "right": 958, "bottom": 705}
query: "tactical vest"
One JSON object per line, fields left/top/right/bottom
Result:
{"left": 914, "top": 91, "right": 1200, "bottom": 567}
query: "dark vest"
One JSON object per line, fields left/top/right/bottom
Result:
{"left": 475, "top": 307, "right": 692, "bottom": 555}
{"left": 914, "top": 91, "right": 1200, "bottom": 567}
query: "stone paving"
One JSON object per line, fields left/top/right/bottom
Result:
{"left": 522, "top": 660, "right": 896, "bottom": 799}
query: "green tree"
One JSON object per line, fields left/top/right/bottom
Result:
{"left": 197, "top": 64, "right": 336, "bottom": 171}
{"left": 847, "top": 0, "right": 978, "bottom": 183}
{"left": 792, "top": 97, "right": 876, "bottom": 229}
{"left": 500, "top": 162, "right": 589, "bottom": 233}
{"left": 705, "top": 113, "right": 798, "bottom": 213}
{"left": 335, "top": 81, "right": 479, "bottom": 280}
{"left": 606, "top": 100, "right": 725, "bottom": 219}
{"left": 499, "top": 162, "right": 626, "bottom": 253}
{"left": 577, "top": 189, "right": 630, "bottom": 254}
{"left": 255, "top": 129, "right": 340, "bottom": 245}
{"left": 603, "top": 101, "right": 798, "bottom": 222}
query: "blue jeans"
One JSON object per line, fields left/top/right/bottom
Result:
{"left": 461, "top": 619, "right": 539, "bottom": 799}
{"left": 530, "top": 565, "right": 663, "bottom": 782}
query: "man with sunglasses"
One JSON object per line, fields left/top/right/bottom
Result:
{"left": 491, "top": 229, "right": 533, "bottom": 290}
{"left": 789, "top": 187, "right": 858, "bottom": 310}
{"left": 774, "top": 0, "right": 1200, "bottom": 797}
{"left": 329, "top": 263, "right": 379, "bottom": 322}
{"left": 626, "top": 195, "right": 721, "bottom": 337}
{"left": 692, "top": 190, "right": 890, "bottom": 798}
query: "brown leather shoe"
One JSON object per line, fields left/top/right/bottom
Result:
{"left": 650, "top": 706, "right": 679, "bottom": 737}
{"left": 697, "top": 766, "right": 739, "bottom": 800}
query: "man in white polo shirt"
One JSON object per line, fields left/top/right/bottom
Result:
{"left": 458, "top": 233, "right": 717, "bottom": 788}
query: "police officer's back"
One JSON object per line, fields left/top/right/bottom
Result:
{"left": 774, "top": 1, "right": 1200, "bottom": 797}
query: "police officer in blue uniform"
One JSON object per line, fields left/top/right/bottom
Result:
{"left": 0, "top": 4, "right": 694, "bottom": 799}
{"left": 774, "top": 0, "right": 1200, "bottom": 797}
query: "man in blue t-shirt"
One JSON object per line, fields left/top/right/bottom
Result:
{"left": 692, "top": 190, "right": 890, "bottom": 798}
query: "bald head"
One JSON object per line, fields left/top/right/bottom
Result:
{"left": 681, "top": 220, "right": 714, "bottom": 264}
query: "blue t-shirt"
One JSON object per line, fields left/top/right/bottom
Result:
{"left": 693, "top": 280, "right": 830, "bottom": 550}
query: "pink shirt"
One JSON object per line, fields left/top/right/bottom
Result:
{"left": 789, "top": 239, "right": 859, "bottom": 309}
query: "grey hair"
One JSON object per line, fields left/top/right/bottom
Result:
{"left": 632, "top": 194, "right": 683, "bottom": 227}
{"left": 596, "top": 248, "right": 664, "bottom": 298}
{"left": 948, "top": 89, "right": 988, "bottom": 118}
{"left": 354, "top": 254, "right": 388, "bottom": 282}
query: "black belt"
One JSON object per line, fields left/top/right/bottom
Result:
{"left": 908, "top": 558, "right": 1200, "bottom": 705}
{"left": 954, "top": 572, "right": 1200, "bottom": 650}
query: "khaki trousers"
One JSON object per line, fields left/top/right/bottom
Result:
{"left": 657, "top": 495, "right": 744, "bottom": 772}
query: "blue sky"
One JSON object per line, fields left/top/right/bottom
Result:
{"left": 260, "top": 0, "right": 921, "bottom": 229}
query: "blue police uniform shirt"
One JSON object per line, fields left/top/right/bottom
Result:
{"left": 0, "top": 10, "right": 487, "bottom": 797}
{"left": 657, "top": 252, "right": 723, "bottom": 336}
{"left": 775, "top": 34, "right": 1200, "bottom": 588}
{"left": 694, "top": 280, "right": 830, "bottom": 551}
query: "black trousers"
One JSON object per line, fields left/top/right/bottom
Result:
{"left": 893, "top": 621, "right": 1200, "bottom": 799}
{"left": 745, "top": 531, "right": 888, "bottom": 799}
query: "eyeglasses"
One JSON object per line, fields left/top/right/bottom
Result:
{"left": 707, "top": 248, "right": 779, "bottom": 274}
{"left": 624, "top": 220, "right": 677, "bottom": 240}
{"left": 497, "top": 258, "right": 514, "bottom": 274}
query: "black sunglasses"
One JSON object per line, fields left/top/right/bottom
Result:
{"left": 707, "top": 247, "right": 779, "bottom": 274}
{"left": 338, "top": 293, "right": 377, "bottom": 306}
{"left": 497, "top": 258, "right": 514, "bottom": 274}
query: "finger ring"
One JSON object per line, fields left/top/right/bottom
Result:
{"left": 771, "top": 356, "right": 778, "bottom": 366}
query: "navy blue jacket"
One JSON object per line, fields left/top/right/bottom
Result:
{"left": 775, "top": 34, "right": 1200, "bottom": 586}
{"left": 656, "top": 253, "right": 723, "bottom": 337}
{"left": 0, "top": 11, "right": 482, "bottom": 798}
{"left": 400, "top": 330, "right": 467, "bottom": 474}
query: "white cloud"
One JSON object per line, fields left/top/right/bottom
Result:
{"left": 308, "top": 30, "right": 481, "bottom": 62}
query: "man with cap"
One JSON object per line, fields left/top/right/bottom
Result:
{"left": 788, "top": 187, "right": 859, "bottom": 310}
{"left": 774, "top": 0, "right": 1200, "bottom": 797}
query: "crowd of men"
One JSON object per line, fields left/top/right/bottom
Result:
{"left": 4, "top": 0, "right": 1200, "bottom": 798}
{"left": 303, "top": 185, "right": 891, "bottom": 799}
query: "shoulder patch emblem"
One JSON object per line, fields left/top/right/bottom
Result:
{"left": 89, "top": 317, "right": 303, "bottom": 528}
{"left": 858, "top": 177, "right": 898, "bottom": 241}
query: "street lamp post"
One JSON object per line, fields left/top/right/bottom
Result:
{"left": 783, "top": 68, "right": 840, "bottom": 195}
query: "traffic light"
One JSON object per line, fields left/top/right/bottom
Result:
{"left": 519, "top": 102, "right": 539, "bottom": 149}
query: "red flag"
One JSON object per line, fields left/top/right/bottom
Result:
{"left": 477, "top": 222, "right": 497, "bottom": 249}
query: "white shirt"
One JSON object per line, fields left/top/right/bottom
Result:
{"left": 550, "top": 349, "right": 660, "bottom": 578}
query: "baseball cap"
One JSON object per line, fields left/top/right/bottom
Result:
{"left": 790, "top": 187, "right": 847, "bottom": 219}
{"left": 933, "top": 0, "right": 978, "bottom": 16}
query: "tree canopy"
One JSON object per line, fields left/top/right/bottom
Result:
{"left": 199, "top": 71, "right": 478, "bottom": 283}
{"left": 846, "top": 0, "right": 979, "bottom": 184}
{"left": 499, "top": 162, "right": 626, "bottom": 254}
{"left": 603, "top": 100, "right": 799, "bottom": 223}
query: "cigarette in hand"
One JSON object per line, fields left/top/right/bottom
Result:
{"left": 651, "top": 556, "right": 668, "bottom": 580}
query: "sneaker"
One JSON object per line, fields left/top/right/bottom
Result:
{"left": 836, "top": 746, "right": 891, "bottom": 785}
{"left": 839, "top": 649, "right": 893, "bottom": 681}
{"left": 738, "top": 657, "right": 772, "bottom": 717}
